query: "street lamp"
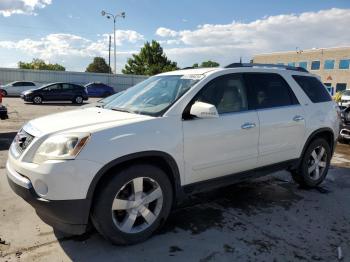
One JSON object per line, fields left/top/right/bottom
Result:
{"left": 101, "top": 10, "right": 126, "bottom": 74}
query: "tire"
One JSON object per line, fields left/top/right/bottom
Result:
{"left": 73, "top": 96, "right": 83, "bottom": 104}
{"left": 103, "top": 92, "right": 110, "bottom": 98}
{"left": 291, "top": 138, "right": 331, "bottom": 188}
{"left": 32, "top": 96, "right": 42, "bottom": 104}
{"left": 1, "top": 90, "right": 7, "bottom": 97}
{"left": 91, "top": 164, "right": 173, "bottom": 245}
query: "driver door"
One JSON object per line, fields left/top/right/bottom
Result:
{"left": 183, "top": 73, "right": 259, "bottom": 184}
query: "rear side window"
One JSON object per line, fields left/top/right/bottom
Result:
{"left": 292, "top": 75, "right": 332, "bottom": 103}
{"left": 245, "top": 73, "right": 299, "bottom": 109}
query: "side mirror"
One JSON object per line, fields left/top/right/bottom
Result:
{"left": 190, "top": 101, "right": 219, "bottom": 119}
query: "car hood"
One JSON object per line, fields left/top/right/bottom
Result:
{"left": 23, "top": 107, "right": 152, "bottom": 136}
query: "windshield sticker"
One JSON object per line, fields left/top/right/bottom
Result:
{"left": 181, "top": 74, "right": 204, "bottom": 80}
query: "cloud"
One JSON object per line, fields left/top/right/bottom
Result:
{"left": 0, "top": 0, "right": 52, "bottom": 17}
{"left": 156, "top": 8, "right": 350, "bottom": 66}
{"left": 0, "top": 30, "right": 144, "bottom": 59}
{"left": 155, "top": 27, "right": 179, "bottom": 38}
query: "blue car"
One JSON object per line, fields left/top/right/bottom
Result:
{"left": 85, "top": 82, "right": 115, "bottom": 97}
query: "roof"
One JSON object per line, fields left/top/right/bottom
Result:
{"left": 159, "top": 67, "right": 220, "bottom": 76}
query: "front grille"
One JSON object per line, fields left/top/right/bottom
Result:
{"left": 14, "top": 129, "right": 35, "bottom": 155}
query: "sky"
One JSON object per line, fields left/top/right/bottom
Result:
{"left": 0, "top": 0, "right": 350, "bottom": 72}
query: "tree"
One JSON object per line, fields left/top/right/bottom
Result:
{"left": 192, "top": 60, "right": 220, "bottom": 68}
{"left": 122, "top": 40, "right": 178, "bottom": 75}
{"left": 85, "top": 57, "right": 111, "bottom": 73}
{"left": 18, "top": 59, "right": 65, "bottom": 71}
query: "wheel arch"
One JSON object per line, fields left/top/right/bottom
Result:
{"left": 86, "top": 151, "right": 183, "bottom": 205}
{"left": 300, "top": 127, "right": 335, "bottom": 160}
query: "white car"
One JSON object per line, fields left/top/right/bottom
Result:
{"left": 1, "top": 81, "right": 36, "bottom": 96}
{"left": 339, "top": 90, "right": 350, "bottom": 107}
{"left": 7, "top": 64, "right": 340, "bottom": 245}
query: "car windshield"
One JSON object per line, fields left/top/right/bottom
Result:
{"left": 342, "top": 90, "right": 350, "bottom": 96}
{"left": 104, "top": 75, "right": 201, "bottom": 116}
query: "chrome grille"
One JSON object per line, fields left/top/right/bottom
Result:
{"left": 14, "top": 129, "right": 35, "bottom": 155}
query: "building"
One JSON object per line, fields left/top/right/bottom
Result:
{"left": 253, "top": 47, "right": 350, "bottom": 94}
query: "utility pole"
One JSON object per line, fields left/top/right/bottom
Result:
{"left": 108, "top": 35, "right": 111, "bottom": 74}
{"left": 101, "top": 10, "right": 126, "bottom": 74}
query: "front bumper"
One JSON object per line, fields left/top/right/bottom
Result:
{"left": 6, "top": 161, "right": 90, "bottom": 234}
{"left": 339, "top": 122, "right": 350, "bottom": 140}
{"left": 20, "top": 94, "right": 33, "bottom": 102}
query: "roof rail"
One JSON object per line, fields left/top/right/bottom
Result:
{"left": 224, "top": 63, "right": 308, "bottom": 73}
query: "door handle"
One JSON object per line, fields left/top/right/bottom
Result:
{"left": 241, "top": 122, "right": 256, "bottom": 129}
{"left": 293, "top": 115, "right": 304, "bottom": 122}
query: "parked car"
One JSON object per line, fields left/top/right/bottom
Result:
{"left": 339, "top": 106, "right": 350, "bottom": 143}
{"left": 338, "top": 89, "right": 350, "bottom": 108}
{"left": 0, "top": 81, "right": 36, "bottom": 96}
{"left": 21, "top": 82, "right": 88, "bottom": 104}
{"left": 81, "top": 91, "right": 124, "bottom": 108}
{"left": 7, "top": 64, "right": 340, "bottom": 245}
{"left": 0, "top": 91, "right": 8, "bottom": 120}
{"left": 85, "top": 82, "right": 115, "bottom": 97}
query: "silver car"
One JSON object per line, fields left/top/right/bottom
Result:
{"left": 1, "top": 81, "right": 36, "bottom": 96}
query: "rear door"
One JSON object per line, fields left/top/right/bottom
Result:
{"left": 61, "top": 84, "right": 74, "bottom": 100}
{"left": 245, "top": 73, "right": 306, "bottom": 167}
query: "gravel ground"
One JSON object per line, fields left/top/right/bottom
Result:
{"left": 1, "top": 98, "right": 350, "bottom": 262}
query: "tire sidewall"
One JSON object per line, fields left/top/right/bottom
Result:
{"left": 92, "top": 164, "right": 173, "bottom": 245}
{"left": 300, "top": 138, "right": 331, "bottom": 187}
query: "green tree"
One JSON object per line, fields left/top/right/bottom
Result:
{"left": 85, "top": 57, "right": 111, "bottom": 73}
{"left": 122, "top": 40, "right": 178, "bottom": 75}
{"left": 18, "top": 59, "right": 65, "bottom": 71}
{"left": 192, "top": 60, "right": 220, "bottom": 68}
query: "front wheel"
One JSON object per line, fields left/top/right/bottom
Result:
{"left": 291, "top": 138, "right": 331, "bottom": 188}
{"left": 32, "top": 96, "right": 42, "bottom": 104}
{"left": 1, "top": 90, "right": 7, "bottom": 97}
{"left": 91, "top": 164, "right": 173, "bottom": 245}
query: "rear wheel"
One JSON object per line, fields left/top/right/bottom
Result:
{"left": 73, "top": 96, "right": 83, "bottom": 104}
{"left": 291, "top": 138, "right": 331, "bottom": 188}
{"left": 32, "top": 96, "right": 42, "bottom": 104}
{"left": 91, "top": 164, "right": 173, "bottom": 245}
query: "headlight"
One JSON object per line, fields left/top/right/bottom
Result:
{"left": 33, "top": 133, "right": 90, "bottom": 164}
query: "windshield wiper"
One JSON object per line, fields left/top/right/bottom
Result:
{"left": 111, "top": 107, "right": 133, "bottom": 113}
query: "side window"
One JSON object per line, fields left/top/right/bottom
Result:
{"left": 245, "top": 73, "right": 298, "bottom": 109}
{"left": 62, "top": 84, "right": 72, "bottom": 90}
{"left": 293, "top": 75, "right": 332, "bottom": 103}
{"left": 12, "top": 82, "right": 22, "bottom": 86}
{"left": 195, "top": 74, "right": 249, "bottom": 114}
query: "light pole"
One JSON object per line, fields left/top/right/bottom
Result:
{"left": 101, "top": 10, "right": 126, "bottom": 74}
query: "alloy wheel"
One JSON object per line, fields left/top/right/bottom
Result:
{"left": 111, "top": 177, "right": 163, "bottom": 234}
{"left": 76, "top": 96, "right": 83, "bottom": 104}
{"left": 33, "top": 96, "right": 42, "bottom": 104}
{"left": 307, "top": 146, "right": 327, "bottom": 180}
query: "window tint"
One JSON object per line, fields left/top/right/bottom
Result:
{"left": 23, "top": 82, "right": 35, "bottom": 86}
{"left": 292, "top": 75, "right": 332, "bottom": 103}
{"left": 245, "top": 73, "right": 298, "bottom": 109}
{"left": 288, "top": 62, "right": 296, "bottom": 67}
{"left": 339, "top": 59, "right": 350, "bottom": 69}
{"left": 62, "top": 84, "right": 72, "bottom": 90}
{"left": 12, "top": 82, "right": 23, "bottom": 86}
{"left": 44, "top": 84, "right": 62, "bottom": 91}
{"left": 299, "top": 62, "right": 307, "bottom": 69}
{"left": 311, "top": 61, "right": 320, "bottom": 70}
{"left": 195, "top": 74, "right": 249, "bottom": 114}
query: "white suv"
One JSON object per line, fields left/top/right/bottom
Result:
{"left": 7, "top": 64, "right": 340, "bottom": 245}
